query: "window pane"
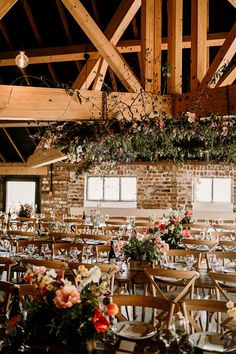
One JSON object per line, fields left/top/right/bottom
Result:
{"left": 213, "top": 178, "right": 231, "bottom": 202}
{"left": 121, "top": 177, "right": 137, "bottom": 201}
{"left": 104, "top": 178, "right": 119, "bottom": 200}
{"left": 194, "top": 178, "right": 212, "bottom": 202}
{"left": 87, "top": 178, "right": 103, "bottom": 200}
{"left": 6, "top": 181, "right": 36, "bottom": 213}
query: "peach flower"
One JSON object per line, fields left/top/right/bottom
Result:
{"left": 105, "top": 303, "right": 119, "bottom": 316}
{"left": 54, "top": 284, "right": 80, "bottom": 308}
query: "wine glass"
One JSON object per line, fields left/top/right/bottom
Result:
{"left": 26, "top": 244, "right": 36, "bottom": 257}
{"left": 41, "top": 243, "right": 50, "bottom": 258}
{"left": 185, "top": 254, "right": 195, "bottom": 270}
{"left": 69, "top": 247, "right": 80, "bottom": 262}
{"left": 84, "top": 246, "right": 93, "bottom": 263}
{"left": 1, "top": 239, "right": 11, "bottom": 255}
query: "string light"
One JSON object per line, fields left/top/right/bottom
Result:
{"left": 15, "top": 51, "right": 29, "bottom": 69}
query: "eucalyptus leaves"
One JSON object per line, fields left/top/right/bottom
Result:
{"left": 43, "top": 112, "right": 236, "bottom": 175}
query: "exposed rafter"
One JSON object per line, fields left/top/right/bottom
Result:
{"left": 216, "top": 65, "right": 236, "bottom": 87}
{"left": 141, "top": 0, "right": 162, "bottom": 93}
{"left": 0, "top": 163, "right": 48, "bottom": 175}
{"left": 71, "top": 0, "right": 141, "bottom": 91}
{"left": 0, "top": 84, "right": 235, "bottom": 121}
{"left": 199, "top": 22, "right": 236, "bottom": 91}
{"left": 227, "top": 0, "right": 236, "bottom": 8}
{"left": 0, "top": 32, "right": 229, "bottom": 67}
{"left": 27, "top": 147, "right": 68, "bottom": 168}
{"left": 61, "top": 0, "right": 142, "bottom": 93}
{"left": 2, "top": 127, "right": 25, "bottom": 162}
{"left": 0, "top": 85, "right": 173, "bottom": 120}
{"left": 190, "top": 0, "right": 208, "bottom": 92}
{"left": 0, "top": 0, "right": 17, "bottom": 20}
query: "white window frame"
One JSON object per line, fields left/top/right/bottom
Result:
{"left": 84, "top": 176, "right": 137, "bottom": 208}
{"left": 192, "top": 177, "right": 233, "bottom": 214}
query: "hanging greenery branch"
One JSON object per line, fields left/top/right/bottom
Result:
{"left": 41, "top": 110, "right": 236, "bottom": 175}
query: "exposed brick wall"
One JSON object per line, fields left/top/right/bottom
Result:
{"left": 40, "top": 162, "right": 236, "bottom": 215}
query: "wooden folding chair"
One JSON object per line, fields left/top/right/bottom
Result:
{"left": 206, "top": 251, "right": 236, "bottom": 271}
{"left": 95, "top": 244, "right": 110, "bottom": 261}
{"left": 209, "top": 272, "right": 236, "bottom": 302}
{"left": 182, "top": 239, "right": 218, "bottom": 252}
{"left": 21, "top": 258, "right": 68, "bottom": 278}
{"left": 52, "top": 242, "right": 84, "bottom": 261}
{"left": 181, "top": 299, "right": 233, "bottom": 334}
{"left": 219, "top": 240, "right": 236, "bottom": 251}
{"left": 112, "top": 294, "right": 178, "bottom": 329}
{"left": 15, "top": 239, "right": 53, "bottom": 255}
{"left": 165, "top": 249, "right": 203, "bottom": 270}
{"left": 145, "top": 268, "right": 199, "bottom": 304}
{"left": 68, "top": 262, "right": 119, "bottom": 294}
{"left": 48, "top": 231, "right": 78, "bottom": 242}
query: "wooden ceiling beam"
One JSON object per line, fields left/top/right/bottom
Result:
{"left": 0, "top": 0, "right": 17, "bottom": 20}
{"left": 27, "top": 147, "right": 67, "bottom": 168}
{"left": 199, "top": 22, "right": 236, "bottom": 91}
{"left": 0, "top": 163, "right": 48, "bottom": 175}
{"left": 167, "top": 0, "right": 183, "bottom": 94}
{"left": 0, "top": 32, "right": 228, "bottom": 67}
{"left": 71, "top": 0, "right": 141, "bottom": 91}
{"left": 2, "top": 127, "right": 26, "bottom": 162}
{"left": 227, "top": 0, "right": 236, "bottom": 8}
{"left": 62, "top": 0, "right": 142, "bottom": 93}
{"left": 190, "top": 0, "right": 208, "bottom": 92}
{"left": 141, "top": 0, "right": 162, "bottom": 93}
{"left": 0, "top": 84, "right": 173, "bottom": 120}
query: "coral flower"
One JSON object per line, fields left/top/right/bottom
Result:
{"left": 92, "top": 307, "right": 110, "bottom": 333}
{"left": 182, "top": 229, "right": 191, "bottom": 238}
{"left": 54, "top": 284, "right": 80, "bottom": 308}
{"left": 105, "top": 303, "right": 119, "bottom": 316}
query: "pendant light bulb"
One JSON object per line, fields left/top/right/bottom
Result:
{"left": 15, "top": 51, "right": 29, "bottom": 68}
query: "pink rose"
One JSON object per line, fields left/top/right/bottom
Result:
{"left": 34, "top": 266, "right": 47, "bottom": 275}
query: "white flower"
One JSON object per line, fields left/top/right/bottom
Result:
{"left": 46, "top": 269, "right": 58, "bottom": 279}
{"left": 226, "top": 301, "right": 234, "bottom": 309}
{"left": 89, "top": 266, "right": 101, "bottom": 283}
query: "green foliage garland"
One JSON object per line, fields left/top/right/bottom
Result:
{"left": 42, "top": 112, "right": 236, "bottom": 174}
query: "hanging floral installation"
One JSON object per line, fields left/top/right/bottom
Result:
{"left": 42, "top": 106, "right": 236, "bottom": 175}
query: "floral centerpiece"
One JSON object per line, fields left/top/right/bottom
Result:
{"left": 23, "top": 264, "right": 118, "bottom": 352}
{"left": 122, "top": 234, "right": 169, "bottom": 267}
{"left": 146, "top": 211, "right": 191, "bottom": 249}
{"left": 18, "top": 203, "right": 33, "bottom": 218}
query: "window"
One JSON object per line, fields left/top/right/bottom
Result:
{"left": 85, "top": 177, "right": 137, "bottom": 207}
{"left": 4, "top": 177, "right": 40, "bottom": 213}
{"left": 193, "top": 178, "right": 231, "bottom": 203}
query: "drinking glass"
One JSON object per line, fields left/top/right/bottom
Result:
{"left": 1, "top": 239, "right": 11, "bottom": 255}
{"left": 41, "top": 243, "right": 50, "bottom": 258}
{"left": 69, "top": 247, "right": 80, "bottom": 262}
{"left": 84, "top": 246, "right": 93, "bottom": 263}
{"left": 185, "top": 254, "right": 195, "bottom": 270}
{"left": 26, "top": 244, "right": 36, "bottom": 257}
{"left": 159, "top": 252, "right": 168, "bottom": 269}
